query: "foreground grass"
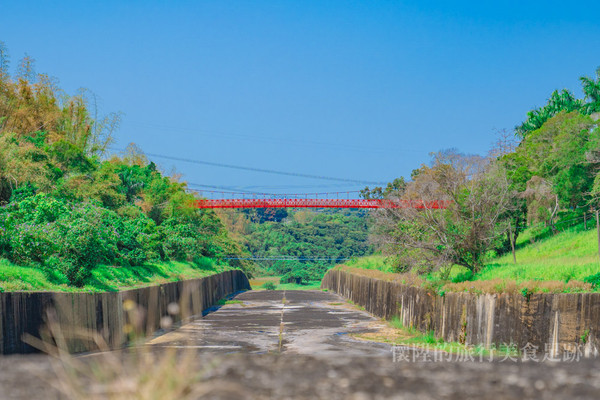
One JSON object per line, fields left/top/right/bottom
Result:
{"left": 0, "top": 257, "right": 231, "bottom": 292}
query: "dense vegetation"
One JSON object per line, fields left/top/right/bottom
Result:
{"left": 363, "top": 67, "right": 600, "bottom": 289}
{"left": 346, "top": 219, "right": 600, "bottom": 294}
{"left": 4, "top": 41, "right": 598, "bottom": 294}
{"left": 220, "top": 208, "right": 372, "bottom": 285}
{"left": 0, "top": 46, "right": 249, "bottom": 289}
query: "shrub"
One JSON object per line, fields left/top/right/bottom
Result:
{"left": 52, "top": 203, "right": 121, "bottom": 286}
{"left": 9, "top": 223, "right": 58, "bottom": 263}
{"left": 5, "top": 193, "right": 68, "bottom": 225}
{"left": 584, "top": 272, "right": 600, "bottom": 289}
{"left": 0, "top": 210, "right": 10, "bottom": 256}
{"left": 451, "top": 270, "right": 473, "bottom": 283}
{"left": 263, "top": 282, "right": 277, "bottom": 290}
{"left": 0, "top": 63, "right": 250, "bottom": 289}
{"left": 45, "top": 256, "right": 87, "bottom": 287}
{"left": 280, "top": 270, "right": 311, "bottom": 285}
{"left": 116, "top": 214, "right": 155, "bottom": 266}
{"left": 159, "top": 218, "right": 202, "bottom": 261}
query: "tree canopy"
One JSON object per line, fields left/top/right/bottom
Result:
{"left": 371, "top": 67, "right": 600, "bottom": 275}
{"left": 0, "top": 46, "right": 250, "bottom": 286}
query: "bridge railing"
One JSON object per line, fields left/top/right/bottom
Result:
{"left": 194, "top": 198, "right": 449, "bottom": 209}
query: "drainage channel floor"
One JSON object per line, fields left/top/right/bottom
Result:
{"left": 148, "top": 290, "right": 393, "bottom": 357}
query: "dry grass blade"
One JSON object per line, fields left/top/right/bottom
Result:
{"left": 21, "top": 301, "right": 244, "bottom": 399}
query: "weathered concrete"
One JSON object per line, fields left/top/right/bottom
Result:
{"left": 321, "top": 269, "right": 600, "bottom": 355}
{"left": 2, "top": 338, "right": 600, "bottom": 399}
{"left": 2, "top": 289, "right": 600, "bottom": 399}
{"left": 0, "top": 270, "right": 250, "bottom": 354}
{"left": 149, "top": 289, "right": 393, "bottom": 357}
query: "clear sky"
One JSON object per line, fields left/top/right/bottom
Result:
{"left": 1, "top": 1, "right": 600, "bottom": 195}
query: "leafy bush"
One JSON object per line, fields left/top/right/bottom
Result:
{"left": 451, "top": 270, "right": 473, "bottom": 283}
{"left": 584, "top": 272, "right": 600, "bottom": 289}
{"left": 262, "top": 282, "right": 277, "bottom": 290}
{"left": 9, "top": 223, "right": 59, "bottom": 263}
{"left": 58, "top": 205, "right": 120, "bottom": 284}
{"left": 0, "top": 220, "right": 8, "bottom": 255}
{"left": 116, "top": 214, "right": 155, "bottom": 266}
{"left": 0, "top": 189, "right": 248, "bottom": 287}
{"left": 159, "top": 218, "right": 201, "bottom": 261}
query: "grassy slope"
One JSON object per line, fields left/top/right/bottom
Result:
{"left": 0, "top": 257, "right": 232, "bottom": 292}
{"left": 344, "top": 255, "right": 397, "bottom": 273}
{"left": 477, "top": 226, "right": 600, "bottom": 282}
{"left": 344, "top": 223, "right": 600, "bottom": 284}
{"left": 343, "top": 255, "right": 397, "bottom": 273}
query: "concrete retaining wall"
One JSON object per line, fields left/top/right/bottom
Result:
{"left": 0, "top": 269, "right": 250, "bottom": 354}
{"left": 322, "top": 269, "right": 600, "bottom": 356}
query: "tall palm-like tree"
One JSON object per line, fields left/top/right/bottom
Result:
{"left": 516, "top": 89, "right": 582, "bottom": 137}
{"left": 580, "top": 67, "right": 600, "bottom": 115}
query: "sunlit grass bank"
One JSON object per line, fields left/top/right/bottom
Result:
{"left": 340, "top": 224, "right": 600, "bottom": 293}
{"left": 0, "top": 257, "right": 232, "bottom": 292}
{"left": 478, "top": 227, "right": 600, "bottom": 282}
{"left": 344, "top": 254, "right": 396, "bottom": 273}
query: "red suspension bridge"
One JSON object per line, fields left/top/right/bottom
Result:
{"left": 107, "top": 149, "right": 448, "bottom": 209}
{"left": 194, "top": 190, "right": 448, "bottom": 209}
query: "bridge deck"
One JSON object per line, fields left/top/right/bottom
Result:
{"left": 195, "top": 198, "right": 448, "bottom": 209}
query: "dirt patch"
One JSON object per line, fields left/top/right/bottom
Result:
{"left": 351, "top": 320, "right": 414, "bottom": 344}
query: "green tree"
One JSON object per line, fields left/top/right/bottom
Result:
{"left": 0, "top": 44, "right": 252, "bottom": 287}
{"left": 580, "top": 67, "right": 600, "bottom": 115}
{"left": 361, "top": 177, "right": 406, "bottom": 199}
{"left": 516, "top": 89, "right": 583, "bottom": 137}
{"left": 372, "top": 151, "right": 513, "bottom": 274}
{"left": 517, "top": 112, "right": 596, "bottom": 211}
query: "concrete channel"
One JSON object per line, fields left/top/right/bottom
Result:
{"left": 1, "top": 289, "right": 600, "bottom": 399}
{"left": 148, "top": 290, "right": 393, "bottom": 357}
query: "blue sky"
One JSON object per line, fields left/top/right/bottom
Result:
{"left": 1, "top": 1, "right": 600, "bottom": 195}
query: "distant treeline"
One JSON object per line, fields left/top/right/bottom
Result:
{"left": 219, "top": 208, "right": 372, "bottom": 283}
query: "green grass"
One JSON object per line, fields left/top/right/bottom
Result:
{"left": 478, "top": 226, "right": 600, "bottom": 282}
{"left": 344, "top": 254, "right": 395, "bottom": 273}
{"left": 389, "top": 315, "right": 418, "bottom": 334}
{"left": 217, "top": 298, "right": 244, "bottom": 306}
{"left": 276, "top": 280, "right": 322, "bottom": 290}
{"left": 249, "top": 275, "right": 322, "bottom": 291}
{"left": 248, "top": 276, "right": 279, "bottom": 289}
{"left": 357, "top": 316, "right": 518, "bottom": 358}
{"left": 344, "top": 223, "right": 600, "bottom": 286}
{"left": 345, "top": 298, "right": 366, "bottom": 311}
{"left": 0, "top": 257, "right": 231, "bottom": 292}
